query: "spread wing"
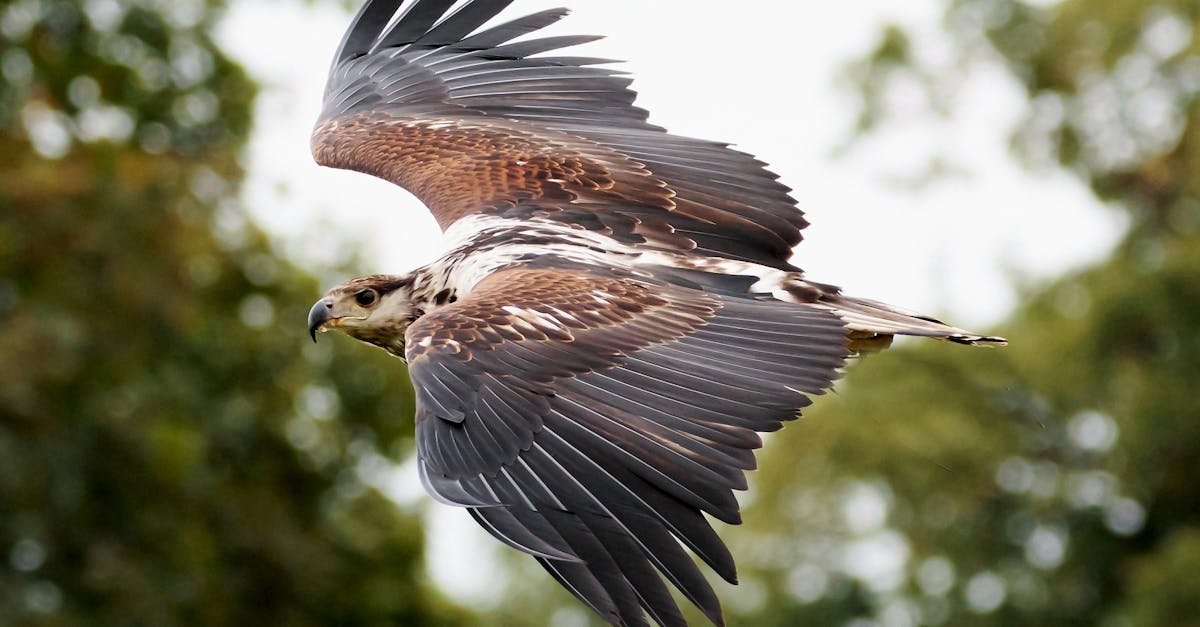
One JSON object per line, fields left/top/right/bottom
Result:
{"left": 314, "top": 0, "right": 808, "bottom": 269}
{"left": 405, "top": 267, "right": 848, "bottom": 626}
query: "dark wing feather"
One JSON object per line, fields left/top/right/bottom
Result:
{"left": 315, "top": 0, "right": 807, "bottom": 269}
{"left": 405, "top": 267, "right": 848, "bottom": 626}
{"left": 333, "top": 0, "right": 403, "bottom": 66}
{"left": 376, "top": 0, "right": 459, "bottom": 48}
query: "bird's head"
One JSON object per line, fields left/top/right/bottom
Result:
{"left": 308, "top": 274, "right": 417, "bottom": 356}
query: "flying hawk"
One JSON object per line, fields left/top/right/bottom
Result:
{"left": 305, "top": 2, "right": 1004, "bottom": 625}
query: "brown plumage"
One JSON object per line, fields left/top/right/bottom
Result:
{"left": 305, "top": 2, "right": 1005, "bottom": 626}
{"left": 311, "top": 0, "right": 807, "bottom": 269}
{"left": 313, "top": 114, "right": 661, "bottom": 229}
{"left": 406, "top": 268, "right": 713, "bottom": 360}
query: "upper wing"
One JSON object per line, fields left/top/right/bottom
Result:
{"left": 405, "top": 267, "right": 848, "bottom": 626}
{"left": 314, "top": 0, "right": 808, "bottom": 269}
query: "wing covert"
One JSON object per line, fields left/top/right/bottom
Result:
{"left": 404, "top": 267, "right": 848, "bottom": 626}
{"left": 315, "top": 0, "right": 810, "bottom": 269}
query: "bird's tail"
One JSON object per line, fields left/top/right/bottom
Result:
{"left": 813, "top": 293, "right": 1007, "bottom": 354}
{"left": 646, "top": 265, "right": 1006, "bottom": 353}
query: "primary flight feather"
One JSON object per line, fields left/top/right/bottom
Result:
{"left": 305, "top": 2, "right": 1005, "bottom": 625}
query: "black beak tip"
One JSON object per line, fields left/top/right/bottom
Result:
{"left": 308, "top": 299, "right": 331, "bottom": 343}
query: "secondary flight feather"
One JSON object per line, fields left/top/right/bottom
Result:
{"left": 305, "top": 2, "right": 1005, "bottom": 625}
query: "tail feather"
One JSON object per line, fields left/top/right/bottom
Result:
{"left": 816, "top": 294, "right": 1007, "bottom": 350}
{"left": 646, "top": 266, "right": 1007, "bottom": 352}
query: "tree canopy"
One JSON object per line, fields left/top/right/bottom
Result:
{"left": 726, "top": 1, "right": 1200, "bottom": 625}
{"left": 485, "top": 1, "right": 1200, "bottom": 625}
{"left": 0, "top": 2, "right": 463, "bottom": 625}
{"left": 3, "top": 1, "right": 1196, "bottom": 626}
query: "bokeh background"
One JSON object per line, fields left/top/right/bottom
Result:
{"left": 2, "top": 0, "right": 1198, "bottom": 626}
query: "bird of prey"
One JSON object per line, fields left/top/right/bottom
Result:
{"left": 306, "top": 1, "right": 1005, "bottom": 625}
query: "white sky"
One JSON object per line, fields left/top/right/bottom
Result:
{"left": 217, "top": 0, "right": 1127, "bottom": 608}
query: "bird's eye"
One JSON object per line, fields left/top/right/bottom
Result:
{"left": 355, "top": 289, "right": 379, "bottom": 307}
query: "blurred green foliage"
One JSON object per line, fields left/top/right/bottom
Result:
{"left": 0, "top": 1, "right": 463, "bottom": 625}
{"left": 487, "top": 1, "right": 1200, "bottom": 626}
{"left": 718, "top": 1, "right": 1200, "bottom": 626}
{"left": 4, "top": 1, "right": 1198, "bottom": 627}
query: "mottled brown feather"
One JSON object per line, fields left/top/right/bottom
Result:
{"left": 401, "top": 265, "right": 848, "bottom": 627}
{"left": 313, "top": 113, "right": 674, "bottom": 229}
{"left": 313, "top": 1, "right": 810, "bottom": 268}
{"left": 405, "top": 267, "right": 718, "bottom": 363}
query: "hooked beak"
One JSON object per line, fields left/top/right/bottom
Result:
{"left": 307, "top": 298, "right": 333, "bottom": 342}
